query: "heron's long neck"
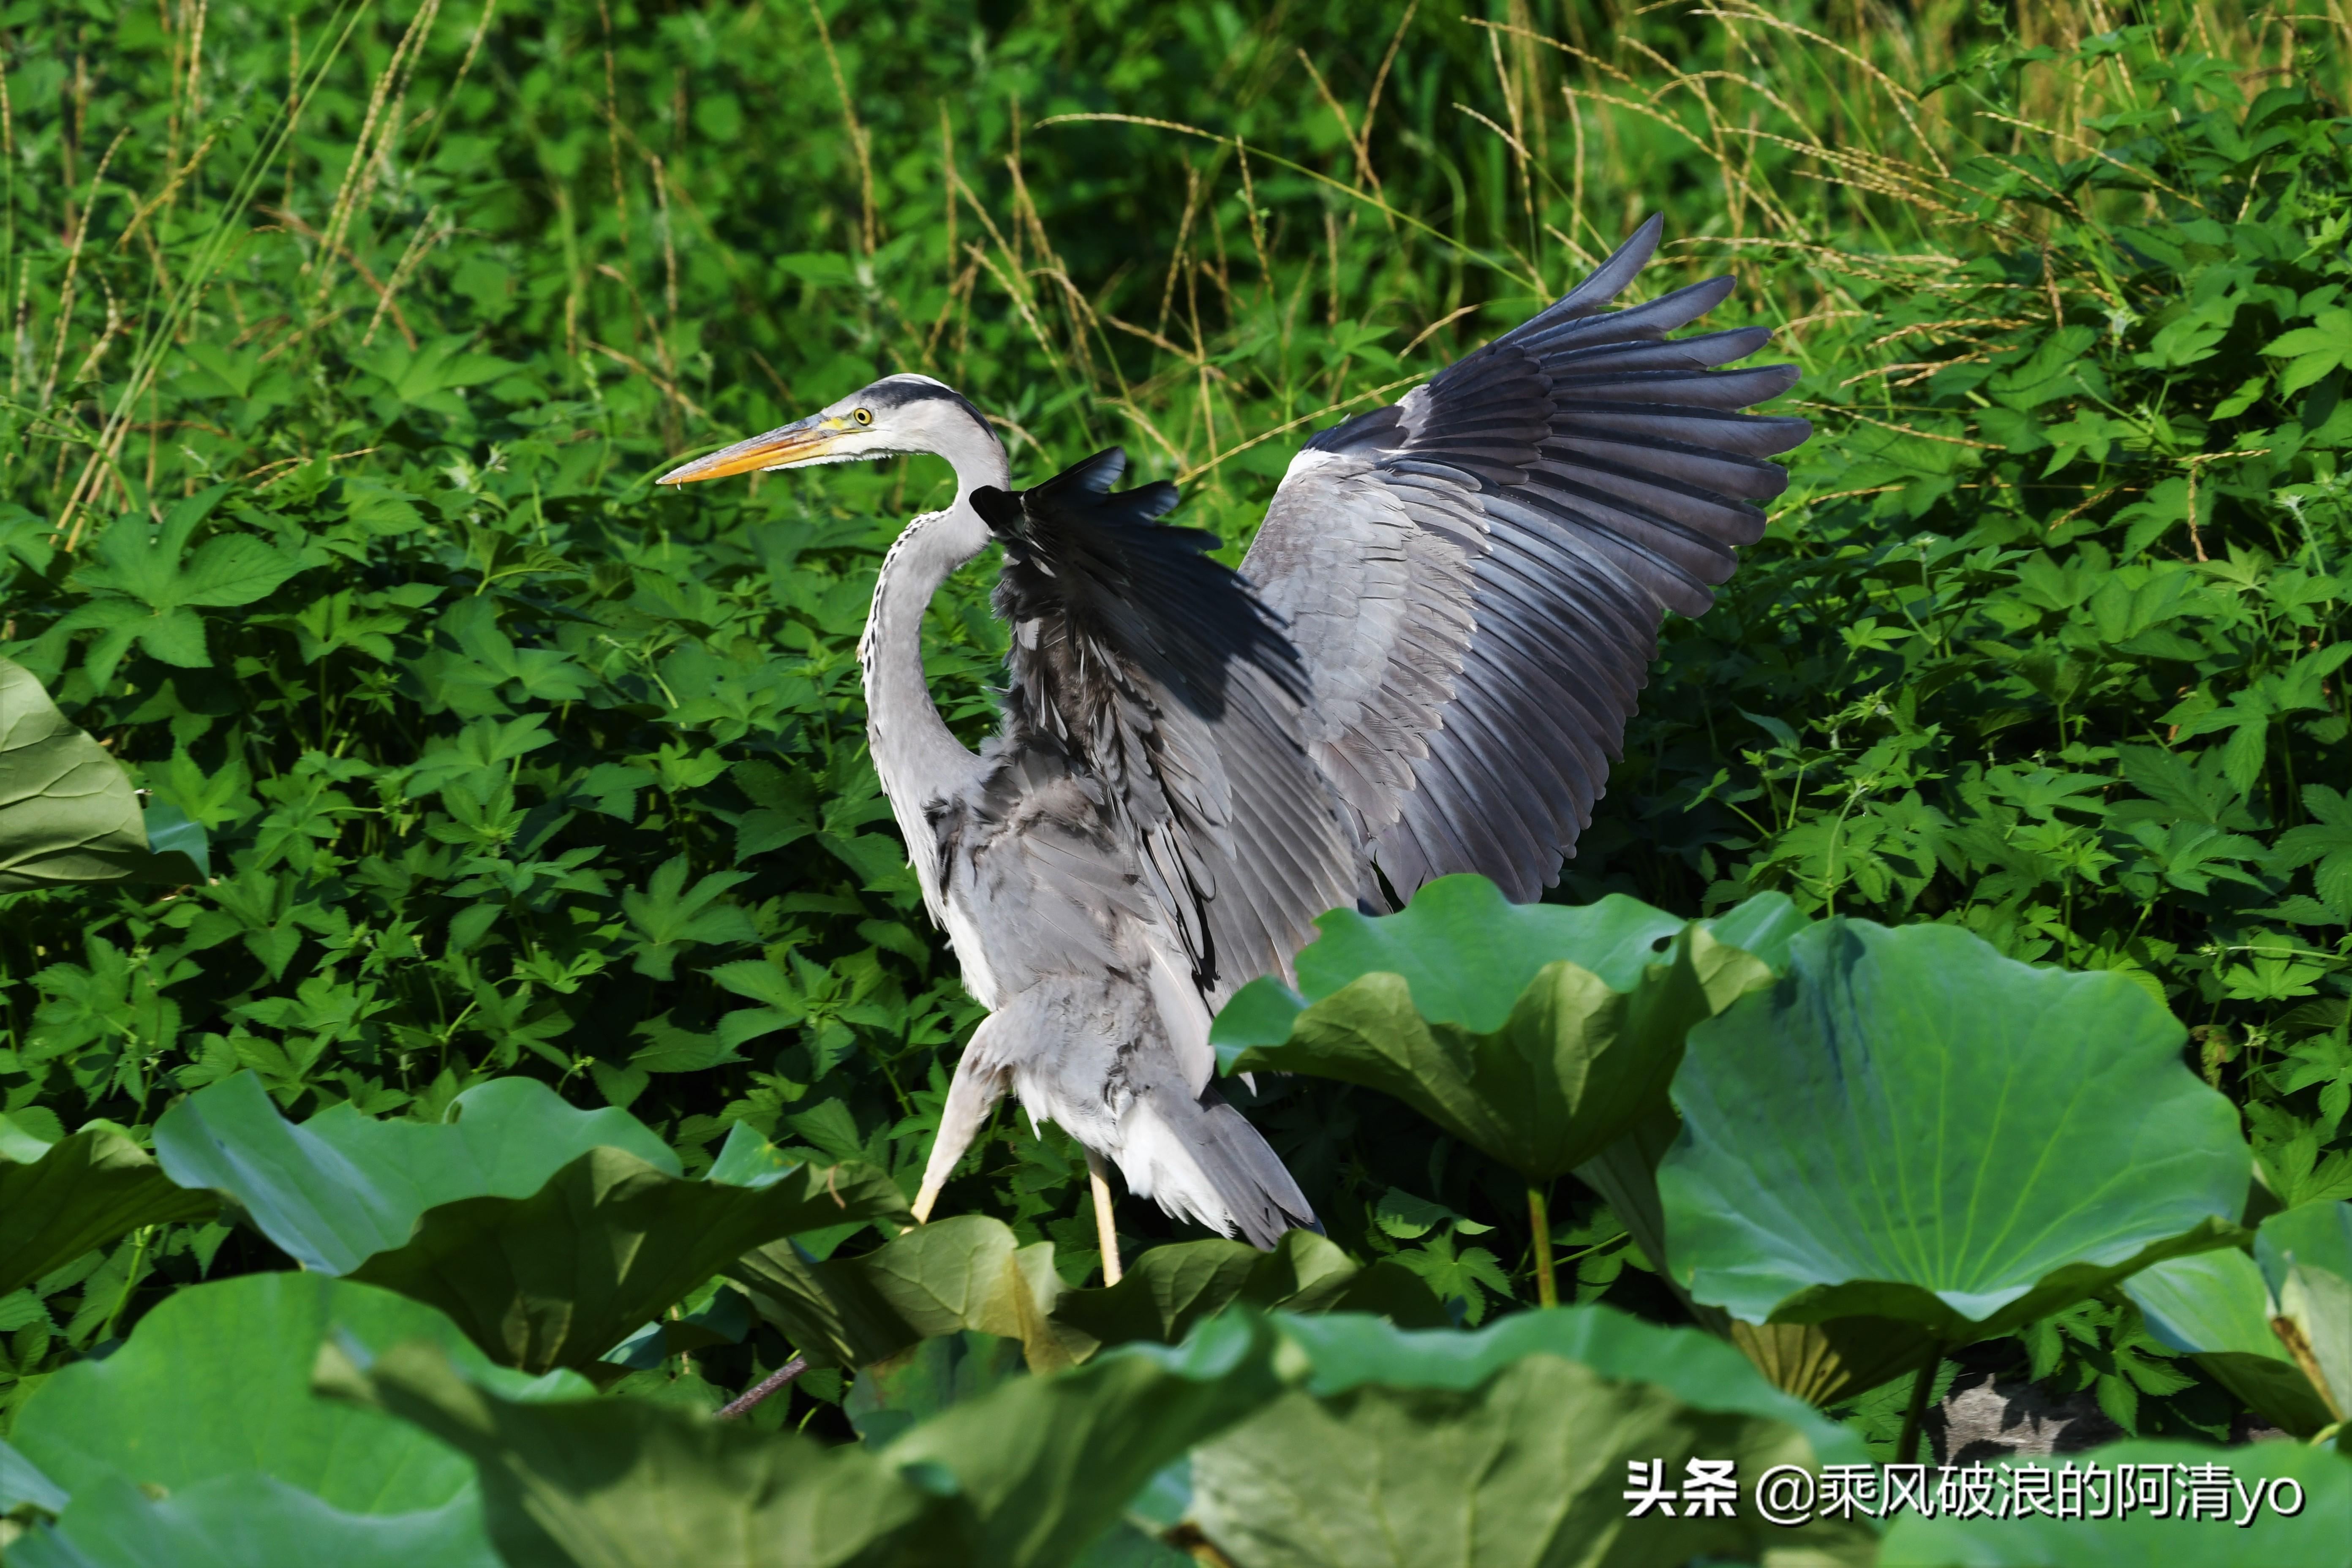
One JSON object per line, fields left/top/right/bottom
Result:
{"left": 859, "top": 501, "right": 992, "bottom": 860}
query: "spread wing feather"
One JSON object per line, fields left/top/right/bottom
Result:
{"left": 969, "top": 453, "right": 1355, "bottom": 1003}
{"left": 1244, "top": 215, "right": 1810, "bottom": 902}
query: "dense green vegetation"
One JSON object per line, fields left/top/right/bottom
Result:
{"left": 3, "top": 0, "right": 2352, "bottom": 1561}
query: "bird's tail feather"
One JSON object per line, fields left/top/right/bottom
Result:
{"left": 1118, "top": 1084, "right": 1318, "bottom": 1250}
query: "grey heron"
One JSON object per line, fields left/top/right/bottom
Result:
{"left": 658, "top": 218, "right": 1808, "bottom": 1279}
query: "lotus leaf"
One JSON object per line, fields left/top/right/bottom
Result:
{"left": 2255, "top": 1198, "right": 2352, "bottom": 1426}
{"left": 0, "top": 659, "right": 181, "bottom": 891}
{"left": 349, "top": 1146, "right": 909, "bottom": 1373}
{"left": 318, "top": 1336, "right": 961, "bottom": 1568}
{"left": 1189, "top": 1306, "right": 1873, "bottom": 1568}
{"left": 2125, "top": 1247, "right": 2336, "bottom": 1436}
{"left": 731, "top": 1214, "right": 1076, "bottom": 1374}
{"left": 0, "top": 1122, "right": 215, "bottom": 1297}
{"left": 324, "top": 1310, "right": 1286, "bottom": 1568}
{"left": 1050, "top": 1229, "right": 1444, "bottom": 1350}
{"left": 152, "top": 1071, "right": 681, "bottom": 1274}
{"left": 5, "top": 1473, "right": 498, "bottom": 1568}
{"left": 882, "top": 1313, "right": 1286, "bottom": 1567}
{"left": 5, "top": 1274, "right": 578, "bottom": 1568}
{"left": 1217, "top": 877, "right": 1770, "bottom": 1183}
{"left": 1661, "top": 918, "right": 2249, "bottom": 1344}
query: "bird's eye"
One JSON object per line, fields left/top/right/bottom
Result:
{"left": 854, "top": 408, "right": 873, "bottom": 425}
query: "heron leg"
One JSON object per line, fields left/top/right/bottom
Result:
{"left": 913, "top": 1015, "right": 1010, "bottom": 1223}
{"left": 1085, "top": 1148, "right": 1123, "bottom": 1285}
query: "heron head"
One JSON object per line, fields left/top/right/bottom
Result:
{"left": 656, "top": 373, "right": 994, "bottom": 486}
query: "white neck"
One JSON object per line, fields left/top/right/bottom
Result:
{"left": 856, "top": 417, "right": 1009, "bottom": 924}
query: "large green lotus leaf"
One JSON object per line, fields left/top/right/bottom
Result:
{"left": 1190, "top": 1308, "right": 1873, "bottom": 1568}
{"left": 0, "top": 1122, "right": 216, "bottom": 1297}
{"left": 1695, "top": 890, "right": 1811, "bottom": 974}
{"left": 2125, "top": 1247, "right": 2335, "bottom": 1436}
{"left": 0, "top": 1436, "right": 68, "bottom": 1515}
{"left": 1660, "top": 918, "right": 2249, "bottom": 1342}
{"left": 1293, "top": 877, "right": 1692, "bottom": 1024}
{"left": 730, "top": 1215, "right": 1080, "bottom": 1375}
{"left": 1210, "top": 876, "right": 1689, "bottom": 1059}
{"left": 1877, "top": 1437, "right": 2352, "bottom": 1566}
{"left": 1223, "top": 923, "right": 1768, "bottom": 1182}
{"left": 7, "top": 1473, "right": 497, "bottom": 1568}
{"left": 152, "top": 1071, "right": 679, "bottom": 1274}
{"left": 1265, "top": 1304, "right": 1868, "bottom": 1467}
{"left": 881, "top": 1312, "right": 1288, "bottom": 1568}
{"left": 2256, "top": 1199, "right": 2352, "bottom": 1424}
{"left": 348, "top": 1146, "right": 909, "bottom": 1373}
{"left": 0, "top": 658, "right": 179, "bottom": 891}
{"left": 318, "top": 1336, "right": 964, "bottom": 1568}
{"left": 6, "top": 1272, "right": 579, "bottom": 1562}
{"left": 1051, "top": 1229, "right": 1443, "bottom": 1350}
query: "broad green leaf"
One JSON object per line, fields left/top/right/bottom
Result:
{"left": 737, "top": 1217, "right": 1435, "bottom": 1379}
{"left": 622, "top": 853, "right": 759, "bottom": 979}
{"left": 2124, "top": 1247, "right": 2334, "bottom": 1435}
{"left": 153, "top": 1072, "right": 680, "bottom": 1275}
{"left": 1661, "top": 919, "right": 2249, "bottom": 1344}
{"left": 350, "top": 1147, "right": 910, "bottom": 1372}
{"left": 0, "top": 1122, "right": 217, "bottom": 1297}
{"left": 1695, "top": 891, "right": 1811, "bottom": 974}
{"left": 2262, "top": 309, "right": 2352, "bottom": 396}
{"left": 1877, "top": 1437, "right": 2352, "bottom": 1565}
{"left": 1264, "top": 1305, "right": 1868, "bottom": 1465}
{"left": 318, "top": 1336, "right": 964, "bottom": 1568}
{"left": 2256, "top": 1199, "right": 2352, "bottom": 1424}
{"left": 139, "top": 800, "right": 210, "bottom": 879}
{"left": 176, "top": 534, "right": 305, "bottom": 608}
{"left": 325, "top": 1317, "right": 1281, "bottom": 1568}
{"left": 1190, "top": 1308, "right": 1873, "bottom": 1568}
{"left": 881, "top": 1313, "right": 1288, "bottom": 1568}
{"left": 6, "top": 1473, "right": 498, "bottom": 1568}
{"left": 7, "top": 1273, "right": 574, "bottom": 1564}
{"left": 1225, "top": 907, "right": 1769, "bottom": 1182}
{"left": 730, "top": 1214, "right": 1078, "bottom": 1374}
{"left": 1051, "top": 1230, "right": 1444, "bottom": 1351}
{"left": 64, "top": 488, "right": 230, "bottom": 609}
{"left": 1296, "top": 877, "right": 1692, "bottom": 1025}
{"left": 0, "top": 658, "right": 156, "bottom": 891}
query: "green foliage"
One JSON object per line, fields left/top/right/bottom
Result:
{"left": 155, "top": 1070, "right": 904, "bottom": 1372}
{"left": 4, "top": 1273, "right": 585, "bottom": 1568}
{"left": 320, "top": 1335, "right": 966, "bottom": 1568}
{"left": 0, "top": 1121, "right": 215, "bottom": 1298}
{"left": 2256, "top": 1198, "right": 2352, "bottom": 1426}
{"left": 1218, "top": 879, "right": 1775, "bottom": 1181}
{"left": 730, "top": 1214, "right": 1444, "bottom": 1377}
{"left": 0, "top": 661, "right": 190, "bottom": 893}
{"left": 153, "top": 1073, "right": 683, "bottom": 1274}
{"left": 2126, "top": 1247, "right": 2335, "bottom": 1436}
{"left": 1660, "top": 918, "right": 2251, "bottom": 1343}
{"left": 5, "top": 0, "right": 2352, "bottom": 1557}
{"left": 351, "top": 1144, "right": 909, "bottom": 1375}
{"left": 1190, "top": 1309, "right": 1874, "bottom": 1568}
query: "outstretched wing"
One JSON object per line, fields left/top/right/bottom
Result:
{"left": 969, "top": 451, "right": 1355, "bottom": 1007}
{"left": 1243, "top": 215, "right": 1810, "bottom": 903}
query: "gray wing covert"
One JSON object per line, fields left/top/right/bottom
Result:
{"left": 969, "top": 452, "right": 1354, "bottom": 1003}
{"left": 1243, "top": 215, "right": 1811, "bottom": 903}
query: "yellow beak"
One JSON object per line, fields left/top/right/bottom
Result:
{"left": 656, "top": 416, "right": 843, "bottom": 485}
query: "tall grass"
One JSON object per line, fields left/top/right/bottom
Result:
{"left": 8, "top": 0, "right": 2341, "bottom": 541}
{"left": 4, "top": 0, "right": 2349, "bottom": 1432}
